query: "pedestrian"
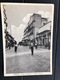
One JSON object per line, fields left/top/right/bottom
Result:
{"left": 35, "top": 43, "right": 37, "bottom": 49}
{"left": 14, "top": 43, "right": 18, "bottom": 53}
{"left": 48, "top": 41, "right": 50, "bottom": 50}
{"left": 8, "top": 42, "right": 11, "bottom": 49}
{"left": 30, "top": 41, "right": 34, "bottom": 56}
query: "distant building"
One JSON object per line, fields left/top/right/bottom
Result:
{"left": 5, "top": 29, "right": 16, "bottom": 49}
{"left": 23, "top": 13, "right": 51, "bottom": 48}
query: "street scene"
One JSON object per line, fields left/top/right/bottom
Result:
{"left": 1, "top": 3, "right": 54, "bottom": 76}
{"left": 6, "top": 46, "right": 50, "bottom": 73}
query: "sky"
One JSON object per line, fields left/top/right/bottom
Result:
{"left": 3, "top": 3, "right": 54, "bottom": 43}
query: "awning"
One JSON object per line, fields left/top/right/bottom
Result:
{"left": 38, "top": 21, "right": 51, "bottom": 34}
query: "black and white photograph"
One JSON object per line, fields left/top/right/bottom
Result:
{"left": 1, "top": 3, "right": 54, "bottom": 76}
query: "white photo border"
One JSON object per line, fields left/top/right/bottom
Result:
{"left": 1, "top": 3, "right": 54, "bottom": 76}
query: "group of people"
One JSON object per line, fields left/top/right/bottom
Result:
{"left": 14, "top": 40, "right": 50, "bottom": 56}
{"left": 14, "top": 41, "right": 37, "bottom": 56}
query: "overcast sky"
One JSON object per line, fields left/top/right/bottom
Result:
{"left": 3, "top": 3, "right": 54, "bottom": 43}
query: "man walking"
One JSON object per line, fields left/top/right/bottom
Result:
{"left": 14, "top": 42, "right": 18, "bottom": 53}
{"left": 30, "top": 41, "right": 34, "bottom": 56}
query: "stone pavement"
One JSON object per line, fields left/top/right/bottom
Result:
{"left": 6, "top": 46, "right": 50, "bottom": 74}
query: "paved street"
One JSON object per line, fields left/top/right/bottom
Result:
{"left": 6, "top": 46, "right": 50, "bottom": 74}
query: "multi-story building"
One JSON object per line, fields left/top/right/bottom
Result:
{"left": 22, "top": 13, "right": 51, "bottom": 48}
{"left": 36, "top": 21, "right": 51, "bottom": 47}
{"left": 5, "top": 29, "right": 16, "bottom": 49}
{"left": 23, "top": 13, "right": 42, "bottom": 45}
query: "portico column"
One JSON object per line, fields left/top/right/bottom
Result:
{"left": 46, "top": 33, "right": 49, "bottom": 44}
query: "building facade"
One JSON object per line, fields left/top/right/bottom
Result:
{"left": 22, "top": 13, "right": 51, "bottom": 48}
{"left": 36, "top": 21, "right": 51, "bottom": 47}
{"left": 5, "top": 29, "right": 16, "bottom": 49}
